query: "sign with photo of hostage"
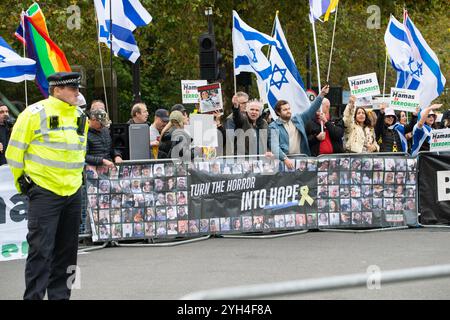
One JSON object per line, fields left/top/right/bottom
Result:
{"left": 197, "top": 83, "right": 224, "bottom": 114}
{"left": 85, "top": 162, "right": 190, "bottom": 242}
{"left": 188, "top": 158, "right": 318, "bottom": 234}
{"left": 84, "top": 155, "right": 417, "bottom": 242}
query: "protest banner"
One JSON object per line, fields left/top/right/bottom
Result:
{"left": 197, "top": 83, "right": 224, "bottom": 114}
{"left": 418, "top": 152, "right": 450, "bottom": 224}
{"left": 181, "top": 80, "right": 207, "bottom": 104}
{"left": 348, "top": 72, "right": 380, "bottom": 99}
{"left": 389, "top": 88, "right": 420, "bottom": 112}
{"left": 0, "top": 165, "right": 28, "bottom": 261}
{"left": 83, "top": 155, "right": 418, "bottom": 242}
{"left": 430, "top": 129, "right": 450, "bottom": 152}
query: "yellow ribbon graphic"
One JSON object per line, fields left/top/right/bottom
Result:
{"left": 299, "top": 186, "right": 314, "bottom": 206}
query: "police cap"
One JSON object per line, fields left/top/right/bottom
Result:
{"left": 47, "top": 72, "right": 82, "bottom": 88}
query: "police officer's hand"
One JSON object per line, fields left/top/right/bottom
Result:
{"left": 0, "top": 142, "right": 3, "bottom": 153}
{"left": 102, "top": 159, "right": 115, "bottom": 168}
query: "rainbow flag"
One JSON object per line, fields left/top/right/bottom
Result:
{"left": 17, "top": 3, "right": 71, "bottom": 97}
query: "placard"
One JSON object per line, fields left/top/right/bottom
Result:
{"left": 348, "top": 73, "right": 380, "bottom": 99}
{"left": 389, "top": 88, "right": 420, "bottom": 112}
{"left": 430, "top": 129, "right": 450, "bottom": 152}
{"left": 197, "top": 83, "right": 223, "bottom": 114}
{"left": 181, "top": 80, "right": 207, "bottom": 104}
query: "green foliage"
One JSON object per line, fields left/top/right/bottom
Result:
{"left": 0, "top": 0, "right": 448, "bottom": 119}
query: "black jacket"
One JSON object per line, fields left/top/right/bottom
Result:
{"left": 86, "top": 127, "right": 121, "bottom": 165}
{"left": 232, "top": 106, "right": 268, "bottom": 155}
{"left": 375, "top": 113, "right": 417, "bottom": 153}
{"left": 0, "top": 124, "right": 11, "bottom": 165}
{"left": 305, "top": 118, "right": 345, "bottom": 157}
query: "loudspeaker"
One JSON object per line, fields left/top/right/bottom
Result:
{"left": 199, "top": 33, "right": 219, "bottom": 81}
{"left": 110, "top": 124, "right": 129, "bottom": 160}
{"left": 129, "top": 124, "right": 151, "bottom": 160}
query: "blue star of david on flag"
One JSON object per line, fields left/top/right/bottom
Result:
{"left": 270, "top": 64, "right": 289, "bottom": 90}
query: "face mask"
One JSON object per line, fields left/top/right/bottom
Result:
{"left": 75, "top": 93, "right": 87, "bottom": 108}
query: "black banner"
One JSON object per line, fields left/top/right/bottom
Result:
{"left": 189, "top": 159, "right": 317, "bottom": 232}
{"left": 84, "top": 154, "right": 418, "bottom": 242}
{"left": 418, "top": 152, "right": 450, "bottom": 225}
{"left": 188, "top": 155, "right": 418, "bottom": 233}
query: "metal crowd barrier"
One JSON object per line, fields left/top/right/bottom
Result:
{"left": 79, "top": 151, "right": 448, "bottom": 246}
{"left": 315, "top": 152, "right": 418, "bottom": 233}
{"left": 180, "top": 264, "right": 450, "bottom": 300}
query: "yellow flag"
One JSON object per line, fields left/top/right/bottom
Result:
{"left": 324, "top": 0, "right": 339, "bottom": 22}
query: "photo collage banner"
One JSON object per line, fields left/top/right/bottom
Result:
{"left": 85, "top": 155, "right": 418, "bottom": 242}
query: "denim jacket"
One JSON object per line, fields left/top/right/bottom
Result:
{"left": 268, "top": 96, "right": 323, "bottom": 159}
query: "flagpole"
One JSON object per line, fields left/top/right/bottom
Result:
{"left": 266, "top": 11, "right": 279, "bottom": 59}
{"left": 232, "top": 11, "right": 236, "bottom": 95}
{"left": 109, "top": 0, "right": 115, "bottom": 122}
{"left": 94, "top": 11, "right": 109, "bottom": 113}
{"left": 326, "top": 3, "right": 338, "bottom": 83}
{"left": 21, "top": 12, "right": 28, "bottom": 107}
{"left": 382, "top": 49, "right": 388, "bottom": 96}
{"left": 311, "top": 19, "right": 323, "bottom": 131}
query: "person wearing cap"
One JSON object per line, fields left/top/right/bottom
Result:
{"left": 86, "top": 108, "right": 122, "bottom": 167}
{"left": 411, "top": 104, "right": 442, "bottom": 156}
{"left": 167, "top": 110, "right": 192, "bottom": 160}
{"left": 375, "top": 104, "right": 405, "bottom": 153}
{"left": 170, "top": 103, "right": 189, "bottom": 125}
{"left": 150, "top": 109, "right": 169, "bottom": 155}
{"left": 158, "top": 105, "right": 189, "bottom": 158}
{"left": 5, "top": 72, "right": 88, "bottom": 300}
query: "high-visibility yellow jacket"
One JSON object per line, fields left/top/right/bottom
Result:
{"left": 5, "top": 96, "right": 88, "bottom": 196}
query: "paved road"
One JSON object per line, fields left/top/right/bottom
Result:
{"left": 1, "top": 228, "right": 450, "bottom": 300}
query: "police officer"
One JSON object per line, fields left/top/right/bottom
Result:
{"left": 5, "top": 72, "right": 88, "bottom": 300}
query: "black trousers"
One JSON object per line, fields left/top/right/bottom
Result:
{"left": 24, "top": 185, "right": 81, "bottom": 300}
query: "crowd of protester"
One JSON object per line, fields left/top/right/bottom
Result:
{"left": 1, "top": 88, "right": 449, "bottom": 168}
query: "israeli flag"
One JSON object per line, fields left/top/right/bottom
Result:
{"left": 0, "top": 36, "right": 36, "bottom": 83}
{"left": 411, "top": 123, "right": 432, "bottom": 157}
{"left": 232, "top": 11, "right": 280, "bottom": 83}
{"left": 94, "top": 0, "right": 152, "bottom": 63}
{"left": 385, "top": 14, "right": 446, "bottom": 109}
{"left": 266, "top": 16, "right": 310, "bottom": 118}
